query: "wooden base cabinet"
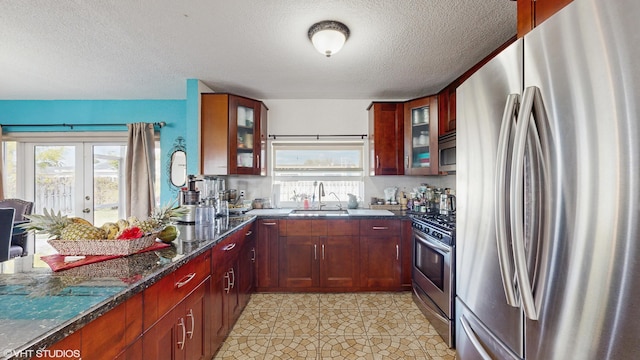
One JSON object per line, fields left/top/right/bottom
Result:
{"left": 278, "top": 219, "right": 360, "bottom": 291}
{"left": 211, "top": 223, "right": 254, "bottom": 355}
{"left": 359, "top": 220, "right": 402, "bottom": 289}
{"left": 142, "top": 280, "right": 210, "bottom": 360}
{"left": 255, "top": 219, "right": 279, "bottom": 290}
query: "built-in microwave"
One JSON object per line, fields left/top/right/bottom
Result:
{"left": 439, "top": 133, "right": 456, "bottom": 173}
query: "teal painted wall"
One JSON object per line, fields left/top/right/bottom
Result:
{"left": 0, "top": 98, "right": 189, "bottom": 206}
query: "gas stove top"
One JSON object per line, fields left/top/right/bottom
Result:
{"left": 409, "top": 211, "right": 456, "bottom": 246}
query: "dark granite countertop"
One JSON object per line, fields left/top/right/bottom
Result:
{"left": 0, "top": 215, "right": 255, "bottom": 360}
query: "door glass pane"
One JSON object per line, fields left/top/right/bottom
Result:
{"left": 93, "top": 145, "right": 127, "bottom": 227}
{"left": 2, "top": 141, "right": 17, "bottom": 198}
{"left": 411, "top": 106, "right": 430, "bottom": 169}
{"left": 34, "top": 145, "right": 76, "bottom": 216}
{"left": 237, "top": 105, "right": 254, "bottom": 168}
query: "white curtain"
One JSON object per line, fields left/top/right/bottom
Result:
{"left": 0, "top": 125, "right": 4, "bottom": 200}
{"left": 125, "top": 123, "right": 155, "bottom": 218}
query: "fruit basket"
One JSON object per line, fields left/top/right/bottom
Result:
{"left": 48, "top": 232, "right": 159, "bottom": 256}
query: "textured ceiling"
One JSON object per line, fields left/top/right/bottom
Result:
{"left": 0, "top": 1, "right": 516, "bottom": 100}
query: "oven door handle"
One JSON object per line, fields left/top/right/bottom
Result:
{"left": 414, "top": 231, "right": 451, "bottom": 254}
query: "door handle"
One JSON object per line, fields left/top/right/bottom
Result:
{"left": 229, "top": 267, "right": 235, "bottom": 288}
{"left": 396, "top": 244, "right": 399, "bottom": 260}
{"left": 186, "top": 309, "right": 195, "bottom": 339}
{"left": 224, "top": 272, "right": 230, "bottom": 293}
{"left": 314, "top": 244, "right": 317, "bottom": 260}
{"left": 322, "top": 244, "right": 325, "bottom": 260}
{"left": 460, "top": 315, "right": 492, "bottom": 360}
{"left": 495, "top": 93, "right": 519, "bottom": 308}
{"left": 511, "top": 86, "right": 549, "bottom": 321}
{"left": 177, "top": 317, "right": 186, "bottom": 350}
{"left": 251, "top": 248, "right": 256, "bottom": 262}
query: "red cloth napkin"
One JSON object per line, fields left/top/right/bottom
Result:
{"left": 40, "top": 241, "right": 171, "bottom": 272}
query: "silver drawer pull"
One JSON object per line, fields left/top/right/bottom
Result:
{"left": 223, "top": 243, "right": 236, "bottom": 251}
{"left": 372, "top": 226, "right": 389, "bottom": 230}
{"left": 263, "top": 222, "right": 277, "bottom": 226}
{"left": 176, "top": 273, "right": 196, "bottom": 288}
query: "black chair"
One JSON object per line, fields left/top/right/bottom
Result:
{"left": 0, "top": 208, "right": 20, "bottom": 262}
{"left": 0, "top": 198, "right": 34, "bottom": 256}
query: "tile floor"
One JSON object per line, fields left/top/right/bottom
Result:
{"left": 214, "top": 292, "right": 456, "bottom": 359}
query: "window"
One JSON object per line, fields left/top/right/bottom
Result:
{"left": 272, "top": 141, "right": 364, "bottom": 208}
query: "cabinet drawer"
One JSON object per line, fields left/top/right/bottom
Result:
{"left": 212, "top": 229, "right": 244, "bottom": 264}
{"left": 143, "top": 251, "right": 211, "bottom": 330}
{"left": 327, "top": 219, "right": 359, "bottom": 236}
{"left": 174, "top": 250, "right": 211, "bottom": 300}
{"left": 360, "top": 219, "right": 400, "bottom": 237}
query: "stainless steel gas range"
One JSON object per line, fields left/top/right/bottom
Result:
{"left": 410, "top": 212, "right": 456, "bottom": 348}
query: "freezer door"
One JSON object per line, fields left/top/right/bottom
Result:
{"left": 456, "top": 39, "right": 524, "bottom": 358}
{"left": 523, "top": 0, "right": 640, "bottom": 358}
{"left": 456, "top": 298, "right": 520, "bottom": 360}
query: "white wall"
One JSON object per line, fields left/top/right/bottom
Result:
{"left": 227, "top": 99, "right": 455, "bottom": 207}
{"left": 267, "top": 99, "right": 370, "bottom": 135}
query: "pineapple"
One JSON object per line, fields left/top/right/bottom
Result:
{"left": 60, "top": 223, "right": 106, "bottom": 240}
{"left": 19, "top": 209, "right": 106, "bottom": 240}
{"left": 136, "top": 203, "right": 190, "bottom": 233}
{"left": 19, "top": 208, "right": 72, "bottom": 239}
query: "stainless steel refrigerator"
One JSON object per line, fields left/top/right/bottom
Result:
{"left": 456, "top": 0, "right": 640, "bottom": 358}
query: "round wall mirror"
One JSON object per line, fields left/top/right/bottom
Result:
{"left": 170, "top": 150, "right": 187, "bottom": 187}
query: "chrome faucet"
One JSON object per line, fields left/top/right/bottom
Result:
{"left": 328, "top": 192, "right": 342, "bottom": 209}
{"left": 318, "top": 182, "right": 325, "bottom": 209}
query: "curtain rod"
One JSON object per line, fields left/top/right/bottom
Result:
{"left": 0, "top": 121, "right": 166, "bottom": 130}
{"left": 269, "top": 134, "right": 367, "bottom": 140}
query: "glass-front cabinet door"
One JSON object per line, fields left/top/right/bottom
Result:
{"left": 404, "top": 96, "right": 439, "bottom": 175}
{"left": 229, "top": 95, "right": 262, "bottom": 175}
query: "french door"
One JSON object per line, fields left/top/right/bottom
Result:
{"left": 24, "top": 142, "right": 127, "bottom": 227}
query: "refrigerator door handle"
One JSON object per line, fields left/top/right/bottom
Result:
{"left": 495, "top": 93, "right": 520, "bottom": 308}
{"left": 460, "top": 315, "right": 493, "bottom": 360}
{"left": 511, "top": 86, "right": 548, "bottom": 321}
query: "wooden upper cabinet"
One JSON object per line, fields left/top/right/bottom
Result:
{"left": 200, "top": 93, "right": 268, "bottom": 176}
{"left": 368, "top": 102, "right": 404, "bottom": 176}
{"left": 438, "top": 83, "right": 457, "bottom": 137}
{"left": 517, "top": 0, "right": 573, "bottom": 37}
{"left": 404, "top": 96, "right": 439, "bottom": 175}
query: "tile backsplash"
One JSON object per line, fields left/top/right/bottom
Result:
{"left": 226, "top": 175, "right": 455, "bottom": 208}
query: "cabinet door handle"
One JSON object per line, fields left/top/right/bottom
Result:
{"left": 322, "top": 244, "right": 325, "bottom": 260}
{"left": 246, "top": 230, "right": 253, "bottom": 236}
{"left": 372, "top": 226, "right": 389, "bottom": 230}
{"left": 263, "top": 222, "right": 277, "bottom": 226}
{"left": 251, "top": 248, "right": 256, "bottom": 262}
{"left": 224, "top": 272, "right": 230, "bottom": 293}
{"left": 177, "top": 318, "right": 186, "bottom": 350}
{"left": 223, "top": 243, "right": 236, "bottom": 251}
{"left": 186, "top": 309, "right": 195, "bottom": 339}
{"left": 396, "top": 244, "right": 399, "bottom": 260}
{"left": 376, "top": 155, "right": 380, "bottom": 169}
{"left": 176, "top": 273, "right": 196, "bottom": 288}
{"left": 256, "top": 154, "right": 260, "bottom": 169}
{"left": 229, "top": 267, "right": 235, "bottom": 288}
{"left": 314, "top": 244, "right": 317, "bottom": 260}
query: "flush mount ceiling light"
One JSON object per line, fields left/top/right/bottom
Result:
{"left": 308, "top": 20, "right": 350, "bottom": 57}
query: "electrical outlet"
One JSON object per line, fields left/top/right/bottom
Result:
{"left": 239, "top": 190, "right": 246, "bottom": 197}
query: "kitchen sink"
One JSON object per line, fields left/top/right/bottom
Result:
{"left": 288, "top": 209, "right": 349, "bottom": 216}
